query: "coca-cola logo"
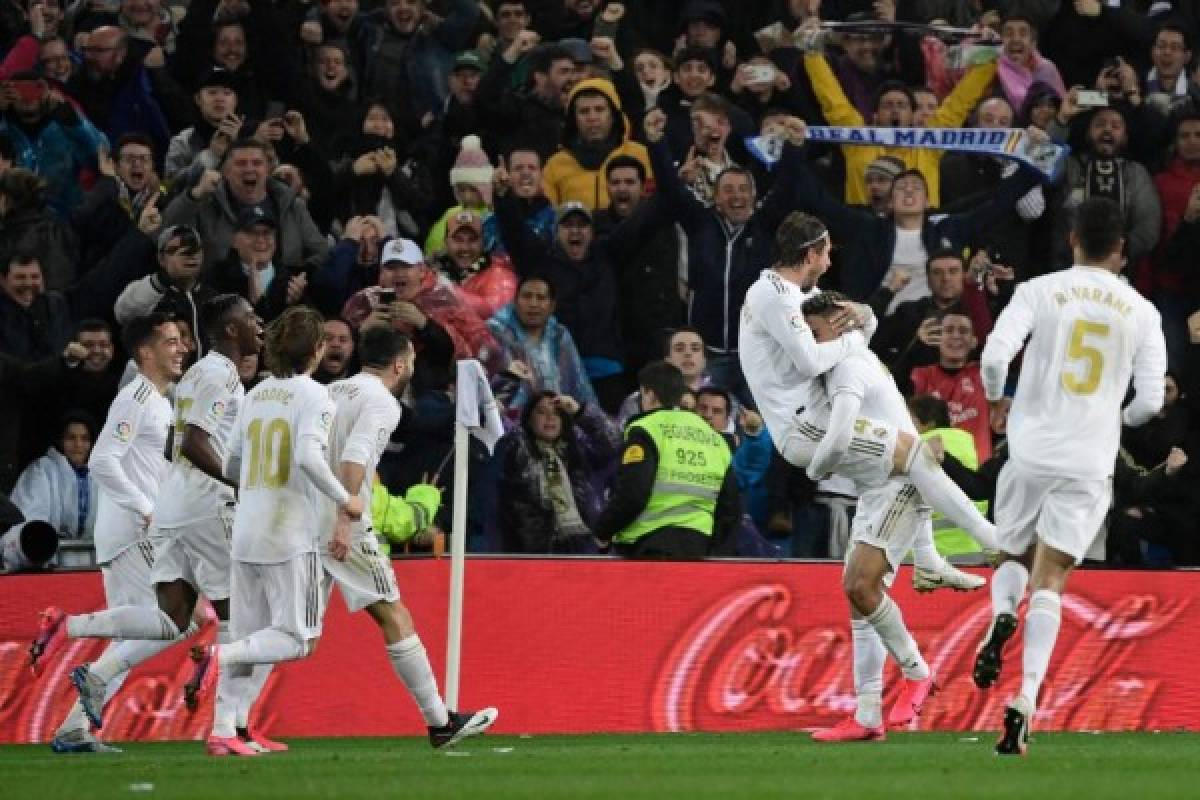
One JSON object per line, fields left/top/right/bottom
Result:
{"left": 652, "top": 583, "right": 1187, "bottom": 733}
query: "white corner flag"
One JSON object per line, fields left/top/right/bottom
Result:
{"left": 445, "top": 359, "right": 502, "bottom": 709}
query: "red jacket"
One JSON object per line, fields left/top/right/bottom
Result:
{"left": 1148, "top": 157, "right": 1200, "bottom": 293}
{"left": 910, "top": 362, "right": 991, "bottom": 461}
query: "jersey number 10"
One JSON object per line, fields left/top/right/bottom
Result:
{"left": 245, "top": 418, "right": 292, "bottom": 489}
{"left": 1061, "top": 320, "right": 1110, "bottom": 396}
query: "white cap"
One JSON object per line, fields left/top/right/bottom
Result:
{"left": 381, "top": 238, "right": 424, "bottom": 266}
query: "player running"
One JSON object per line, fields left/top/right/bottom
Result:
{"left": 739, "top": 211, "right": 997, "bottom": 584}
{"left": 184, "top": 306, "right": 358, "bottom": 746}
{"left": 30, "top": 313, "right": 184, "bottom": 753}
{"left": 977, "top": 197, "right": 1166, "bottom": 756}
{"left": 33, "top": 296, "right": 275, "bottom": 755}
{"left": 321, "top": 325, "right": 496, "bottom": 747}
{"left": 801, "top": 292, "right": 941, "bottom": 741}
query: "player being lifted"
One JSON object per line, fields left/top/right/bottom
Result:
{"left": 976, "top": 198, "right": 1166, "bottom": 755}
{"left": 30, "top": 313, "right": 184, "bottom": 753}
{"left": 738, "top": 211, "right": 999, "bottom": 578}
{"left": 801, "top": 292, "right": 945, "bottom": 740}
{"left": 32, "top": 296, "right": 278, "bottom": 756}
{"left": 321, "top": 324, "right": 496, "bottom": 747}
{"left": 186, "top": 306, "right": 358, "bottom": 732}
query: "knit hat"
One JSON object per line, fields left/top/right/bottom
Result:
{"left": 865, "top": 155, "right": 906, "bottom": 181}
{"left": 449, "top": 135, "right": 494, "bottom": 205}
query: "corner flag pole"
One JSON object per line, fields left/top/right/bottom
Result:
{"left": 445, "top": 418, "right": 470, "bottom": 710}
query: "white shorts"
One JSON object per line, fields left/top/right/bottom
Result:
{"left": 847, "top": 479, "right": 926, "bottom": 587}
{"left": 320, "top": 532, "right": 400, "bottom": 614}
{"left": 230, "top": 554, "right": 324, "bottom": 643}
{"left": 781, "top": 412, "right": 900, "bottom": 491}
{"left": 101, "top": 540, "right": 158, "bottom": 607}
{"left": 151, "top": 515, "right": 232, "bottom": 601}
{"left": 994, "top": 462, "right": 1112, "bottom": 564}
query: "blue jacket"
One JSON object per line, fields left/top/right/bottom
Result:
{"left": 0, "top": 110, "right": 106, "bottom": 219}
{"left": 647, "top": 137, "right": 805, "bottom": 353}
{"left": 487, "top": 304, "right": 597, "bottom": 424}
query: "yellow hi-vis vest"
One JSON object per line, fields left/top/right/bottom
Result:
{"left": 921, "top": 427, "right": 988, "bottom": 556}
{"left": 614, "top": 409, "right": 732, "bottom": 544}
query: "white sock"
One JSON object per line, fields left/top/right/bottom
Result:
{"left": 864, "top": 595, "right": 930, "bottom": 681}
{"left": 911, "top": 515, "right": 947, "bottom": 571}
{"left": 218, "top": 629, "right": 306, "bottom": 667}
{"left": 907, "top": 444, "right": 999, "bottom": 550}
{"left": 236, "top": 665, "right": 274, "bottom": 729}
{"left": 386, "top": 635, "right": 449, "bottom": 728}
{"left": 67, "top": 606, "right": 181, "bottom": 640}
{"left": 991, "top": 561, "right": 1030, "bottom": 617}
{"left": 89, "top": 638, "right": 175, "bottom": 684}
{"left": 211, "top": 621, "right": 241, "bottom": 738}
{"left": 55, "top": 668, "right": 132, "bottom": 735}
{"left": 851, "top": 618, "right": 886, "bottom": 728}
{"left": 1019, "top": 589, "right": 1061, "bottom": 708}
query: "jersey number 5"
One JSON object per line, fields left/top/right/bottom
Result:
{"left": 1061, "top": 320, "right": 1110, "bottom": 396}
{"left": 245, "top": 418, "right": 292, "bottom": 489}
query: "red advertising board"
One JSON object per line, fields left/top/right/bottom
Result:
{"left": 1, "top": 560, "right": 1197, "bottom": 743}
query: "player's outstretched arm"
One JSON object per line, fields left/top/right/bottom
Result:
{"left": 807, "top": 390, "right": 863, "bottom": 482}
{"left": 1122, "top": 309, "right": 1168, "bottom": 427}
{"left": 980, "top": 282, "right": 1036, "bottom": 402}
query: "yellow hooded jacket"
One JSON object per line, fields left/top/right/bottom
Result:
{"left": 542, "top": 78, "right": 654, "bottom": 211}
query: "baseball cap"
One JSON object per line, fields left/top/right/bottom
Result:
{"left": 559, "top": 38, "right": 593, "bottom": 65}
{"left": 452, "top": 50, "right": 485, "bottom": 73}
{"left": 157, "top": 224, "right": 201, "bottom": 253}
{"left": 235, "top": 205, "right": 277, "bottom": 231}
{"left": 447, "top": 210, "right": 483, "bottom": 239}
{"left": 197, "top": 66, "right": 239, "bottom": 92}
{"left": 556, "top": 201, "right": 593, "bottom": 224}
{"left": 865, "top": 155, "right": 906, "bottom": 181}
{"left": 381, "top": 238, "right": 425, "bottom": 265}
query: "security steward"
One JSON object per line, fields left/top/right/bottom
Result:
{"left": 593, "top": 361, "right": 740, "bottom": 558}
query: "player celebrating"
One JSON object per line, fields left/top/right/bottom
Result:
{"left": 30, "top": 313, "right": 184, "bottom": 753}
{"left": 34, "top": 296, "right": 273, "bottom": 755}
{"left": 322, "top": 325, "right": 497, "bottom": 747}
{"left": 977, "top": 198, "right": 1166, "bottom": 756}
{"left": 738, "top": 211, "right": 998, "bottom": 578}
{"left": 186, "top": 306, "right": 359, "bottom": 739}
{"left": 801, "top": 293, "right": 939, "bottom": 741}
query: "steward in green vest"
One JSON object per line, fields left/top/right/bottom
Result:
{"left": 920, "top": 427, "right": 989, "bottom": 557}
{"left": 593, "top": 361, "right": 739, "bottom": 559}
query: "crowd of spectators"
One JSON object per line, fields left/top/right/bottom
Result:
{"left": 1, "top": 0, "right": 1198, "bottom": 569}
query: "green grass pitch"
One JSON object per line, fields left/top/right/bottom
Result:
{"left": 4, "top": 733, "right": 1198, "bottom": 799}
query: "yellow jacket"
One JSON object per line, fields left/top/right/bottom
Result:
{"left": 542, "top": 78, "right": 654, "bottom": 210}
{"left": 804, "top": 54, "right": 996, "bottom": 208}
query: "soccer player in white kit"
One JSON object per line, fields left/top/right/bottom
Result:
{"left": 976, "top": 198, "right": 1166, "bottom": 756}
{"left": 321, "top": 325, "right": 497, "bottom": 747}
{"left": 801, "top": 292, "right": 939, "bottom": 741}
{"left": 187, "top": 307, "right": 363, "bottom": 712}
{"left": 738, "top": 211, "right": 998, "bottom": 574}
{"left": 30, "top": 313, "right": 184, "bottom": 753}
{"left": 35, "top": 297, "right": 278, "bottom": 755}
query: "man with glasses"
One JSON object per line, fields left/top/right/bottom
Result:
{"left": 77, "top": 133, "right": 165, "bottom": 272}
{"left": 1145, "top": 24, "right": 1199, "bottom": 114}
{"left": 115, "top": 226, "right": 217, "bottom": 358}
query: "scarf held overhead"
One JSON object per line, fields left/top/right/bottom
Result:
{"left": 748, "top": 126, "right": 1067, "bottom": 180}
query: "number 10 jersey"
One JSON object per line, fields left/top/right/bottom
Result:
{"left": 229, "top": 374, "right": 337, "bottom": 564}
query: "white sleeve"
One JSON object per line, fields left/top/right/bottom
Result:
{"left": 340, "top": 395, "right": 399, "bottom": 468}
{"left": 807, "top": 363, "right": 868, "bottom": 481}
{"left": 296, "top": 391, "right": 350, "bottom": 505}
{"left": 980, "top": 281, "right": 1037, "bottom": 402}
{"left": 89, "top": 390, "right": 154, "bottom": 516}
{"left": 1122, "top": 308, "right": 1168, "bottom": 428}
{"left": 224, "top": 413, "right": 244, "bottom": 483}
{"left": 758, "top": 288, "right": 856, "bottom": 381}
{"left": 185, "top": 373, "right": 233, "bottom": 438}
{"left": 10, "top": 460, "right": 56, "bottom": 526}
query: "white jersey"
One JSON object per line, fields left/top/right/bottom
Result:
{"left": 229, "top": 375, "right": 337, "bottom": 563}
{"left": 981, "top": 266, "right": 1166, "bottom": 480}
{"left": 155, "top": 352, "right": 243, "bottom": 528}
{"left": 738, "top": 270, "right": 860, "bottom": 448}
{"left": 90, "top": 373, "right": 172, "bottom": 563}
{"left": 821, "top": 342, "right": 917, "bottom": 437}
{"left": 324, "top": 372, "right": 401, "bottom": 537}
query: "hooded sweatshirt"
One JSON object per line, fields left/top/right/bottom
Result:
{"left": 542, "top": 78, "right": 654, "bottom": 210}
